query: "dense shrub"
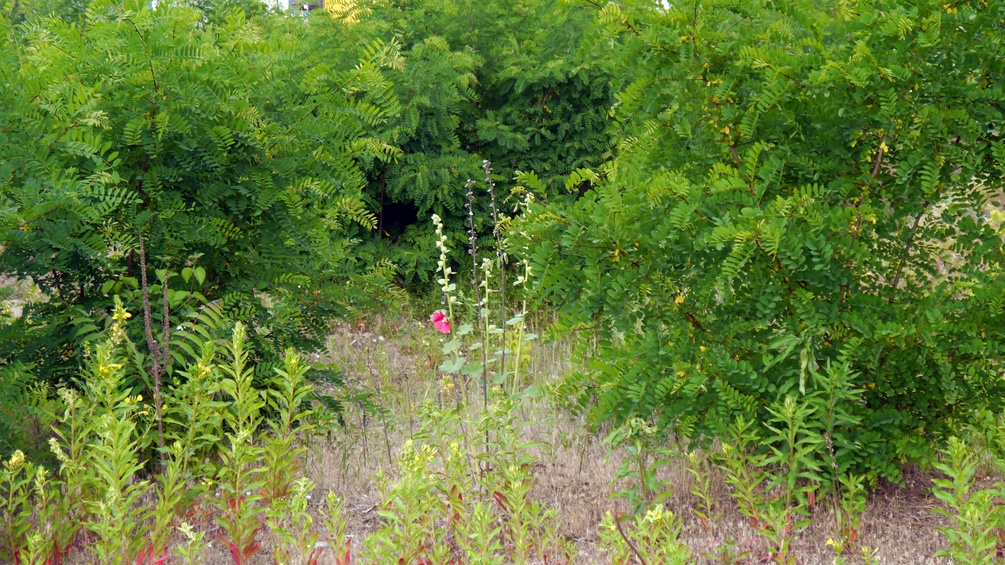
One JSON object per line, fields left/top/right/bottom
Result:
{"left": 0, "top": 1, "right": 399, "bottom": 380}
{"left": 354, "top": 0, "right": 615, "bottom": 284}
{"left": 516, "top": 0, "right": 1005, "bottom": 480}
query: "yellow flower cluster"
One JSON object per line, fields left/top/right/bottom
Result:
{"left": 3, "top": 450, "right": 25, "bottom": 472}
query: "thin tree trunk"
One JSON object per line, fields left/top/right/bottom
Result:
{"left": 138, "top": 234, "right": 166, "bottom": 464}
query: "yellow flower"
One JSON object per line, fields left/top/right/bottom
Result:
{"left": 675, "top": 296, "right": 685, "bottom": 305}
{"left": 111, "top": 301, "right": 132, "bottom": 323}
{"left": 5, "top": 450, "right": 25, "bottom": 472}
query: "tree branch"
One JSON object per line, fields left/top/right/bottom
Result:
{"left": 889, "top": 201, "right": 929, "bottom": 297}
{"left": 138, "top": 233, "right": 166, "bottom": 462}
{"left": 614, "top": 511, "right": 648, "bottom": 565}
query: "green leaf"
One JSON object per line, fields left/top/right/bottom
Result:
{"left": 439, "top": 357, "right": 465, "bottom": 374}
{"left": 442, "top": 339, "right": 460, "bottom": 355}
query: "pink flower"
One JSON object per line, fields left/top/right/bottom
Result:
{"left": 430, "top": 310, "right": 451, "bottom": 334}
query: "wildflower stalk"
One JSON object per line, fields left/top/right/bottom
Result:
{"left": 483, "top": 160, "right": 505, "bottom": 388}
{"left": 511, "top": 259, "right": 531, "bottom": 395}
{"left": 508, "top": 190, "right": 535, "bottom": 395}
{"left": 433, "top": 213, "right": 465, "bottom": 403}
{"left": 464, "top": 179, "right": 487, "bottom": 413}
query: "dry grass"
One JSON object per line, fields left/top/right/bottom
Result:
{"left": 303, "top": 315, "right": 959, "bottom": 565}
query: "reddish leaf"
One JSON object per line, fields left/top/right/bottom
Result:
{"left": 335, "top": 541, "right": 351, "bottom": 565}
{"left": 493, "top": 491, "right": 510, "bottom": 512}
{"left": 242, "top": 541, "right": 262, "bottom": 561}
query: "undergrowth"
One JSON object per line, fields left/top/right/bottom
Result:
{"left": 1, "top": 179, "right": 1003, "bottom": 565}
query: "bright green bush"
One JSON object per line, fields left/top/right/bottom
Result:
{"left": 517, "top": 0, "right": 1005, "bottom": 480}
{"left": 0, "top": 1, "right": 400, "bottom": 380}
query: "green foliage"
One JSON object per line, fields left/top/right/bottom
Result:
{"left": 0, "top": 1, "right": 399, "bottom": 381}
{"left": 597, "top": 506, "right": 692, "bottom": 565}
{"left": 213, "top": 322, "right": 268, "bottom": 564}
{"left": 932, "top": 438, "right": 1002, "bottom": 564}
{"left": 517, "top": 0, "right": 1005, "bottom": 480}
{"left": 0, "top": 365, "right": 38, "bottom": 457}
{"left": 355, "top": 0, "right": 614, "bottom": 283}
{"left": 0, "top": 0, "right": 87, "bottom": 24}
{"left": 0, "top": 303, "right": 324, "bottom": 564}
{"left": 602, "top": 417, "right": 675, "bottom": 516}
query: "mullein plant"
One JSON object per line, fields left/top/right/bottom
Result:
{"left": 21, "top": 467, "right": 55, "bottom": 565}
{"left": 363, "top": 438, "right": 445, "bottom": 564}
{"left": 321, "top": 491, "right": 351, "bottom": 565}
{"left": 263, "top": 349, "right": 315, "bottom": 502}
{"left": 506, "top": 258, "right": 534, "bottom": 395}
{"left": 363, "top": 394, "right": 576, "bottom": 565}
{"left": 173, "top": 523, "right": 208, "bottom": 565}
{"left": 464, "top": 178, "right": 490, "bottom": 412}
{"left": 267, "top": 478, "right": 324, "bottom": 565}
{"left": 45, "top": 387, "right": 90, "bottom": 565}
{"left": 686, "top": 450, "right": 720, "bottom": 532}
{"left": 483, "top": 160, "right": 506, "bottom": 394}
{"left": 83, "top": 336, "right": 156, "bottom": 565}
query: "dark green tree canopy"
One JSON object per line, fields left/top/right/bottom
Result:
{"left": 352, "top": 0, "right": 615, "bottom": 284}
